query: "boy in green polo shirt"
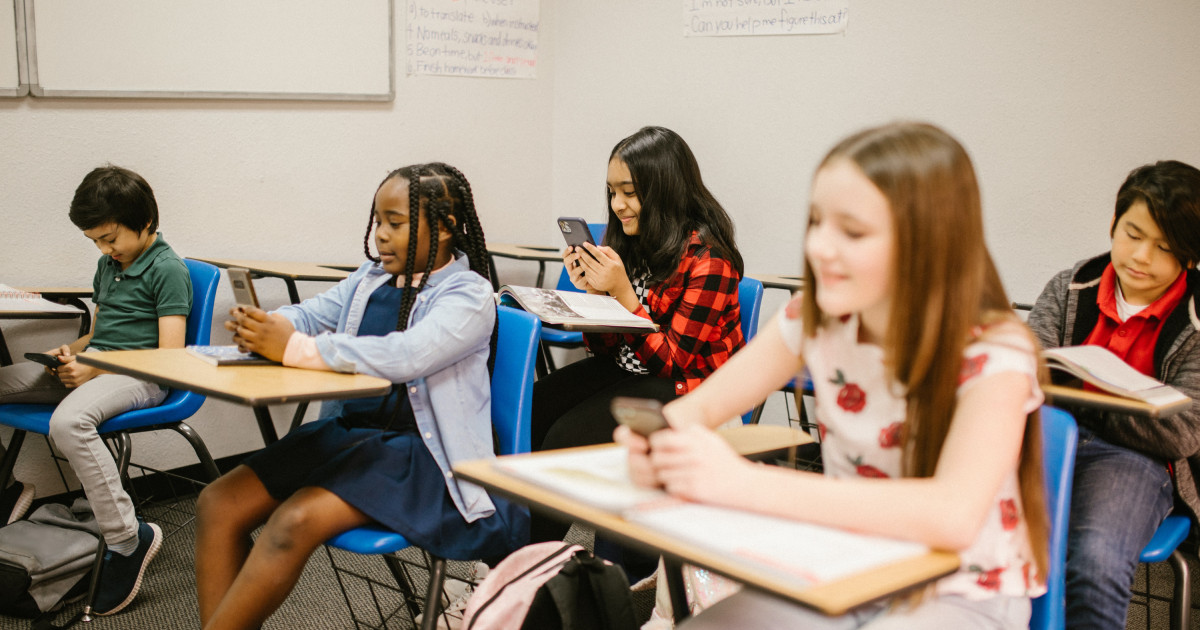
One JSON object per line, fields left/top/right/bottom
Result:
{"left": 0, "top": 165, "right": 192, "bottom": 615}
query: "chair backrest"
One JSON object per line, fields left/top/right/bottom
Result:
{"left": 493, "top": 306, "right": 542, "bottom": 456}
{"left": 554, "top": 222, "right": 608, "bottom": 292}
{"left": 103, "top": 259, "right": 220, "bottom": 430}
{"left": 737, "top": 277, "right": 764, "bottom": 424}
{"left": 1029, "top": 405, "right": 1078, "bottom": 630}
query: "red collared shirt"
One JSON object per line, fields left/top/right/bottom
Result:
{"left": 1083, "top": 263, "right": 1188, "bottom": 377}
{"left": 584, "top": 233, "right": 744, "bottom": 395}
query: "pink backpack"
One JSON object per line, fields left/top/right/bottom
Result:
{"left": 462, "top": 542, "right": 636, "bottom": 630}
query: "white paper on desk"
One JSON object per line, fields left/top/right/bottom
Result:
{"left": 627, "top": 503, "right": 930, "bottom": 586}
{"left": 0, "top": 284, "right": 84, "bottom": 313}
{"left": 495, "top": 446, "right": 669, "bottom": 512}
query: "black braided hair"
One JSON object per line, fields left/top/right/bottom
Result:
{"left": 361, "top": 163, "right": 491, "bottom": 333}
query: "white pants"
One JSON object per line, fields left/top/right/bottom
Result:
{"left": 0, "top": 362, "right": 167, "bottom": 546}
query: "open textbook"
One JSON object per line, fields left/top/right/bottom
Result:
{"left": 0, "top": 284, "right": 83, "bottom": 314}
{"left": 497, "top": 285, "right": 658, "bottom": 333}
{"left": 491, "top": 436, "right": 950, "bottom": 595}
{"left": 1044, "top": 345, "right": 1191, "bottom": 413}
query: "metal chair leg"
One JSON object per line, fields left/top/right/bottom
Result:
{"left": 170, "top": 422, "right": 221, "bottom": 482}
{"left": 420, "top": 557, "right": 447, "bottom": 630}
{"left": 1168, "top": 549, "right": 1191, "bottom": 630}
{"left": 80, "top": 537, "right": 108, "bottom": 622}
{"left": 0, "top": 430, "right": 26, "bottom": 491}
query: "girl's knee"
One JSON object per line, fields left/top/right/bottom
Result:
{"left": 258, "top": 502, "right": 320, "bottom": 553}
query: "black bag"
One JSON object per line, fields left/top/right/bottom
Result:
{"left": 520, "top": 548, "right": 638, "bottom": 630}
{"left": 464, "top": 542, "right": 638, "bottom": 630}
{"left": 0, "top": 500, "right": 99, "bottom": 625}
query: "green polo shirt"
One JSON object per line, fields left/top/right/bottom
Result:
{"left": 88, "top": 233, "right": 192, "bottom": 352}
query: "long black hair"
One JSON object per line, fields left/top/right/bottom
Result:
{"left": 362, "top": 163, "right": 490, "bottom": 332}
{"left": 604, "top": 127, "right": 743, "bottom": 284}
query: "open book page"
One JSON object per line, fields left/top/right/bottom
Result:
{"left": 627, "top": 503, "right": 930, "bottom": 587}
{"left": 0, "top": 284, "right": 84, "bottom": 314}
{"left": 493, "top": 446, "right": 670, "bottom": 513}
{"left": 1044, "top": 346, "right": 1189, "bottom": 406}
{"left": 498, "top": 285, "right": 656, "bottom": 331}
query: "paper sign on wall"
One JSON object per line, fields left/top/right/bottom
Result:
{"left": 407, "top": 0, "right": 539, "bottom": 78}
{"left": 684, "top": 0, "right": 849, "bottom": 37}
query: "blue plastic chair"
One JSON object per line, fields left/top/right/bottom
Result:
{"left": 736, "top": 277, "right": 763, "bottom": 425}
{"left": 324, "top": 306, "right": 541, "bottom": 630}
{"left": 1030, "top": 405, "right": 1078, "bottom": 630}
{"left": 538, "top": 222, "right": 607, "bottom": 373}
{"left": 0, "top": 258, "right": 222, "bottom": 493}
{"left": 1133, "top": 515, "right": 1191, "bottom": 629}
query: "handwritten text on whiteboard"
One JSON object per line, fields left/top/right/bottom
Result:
{"left": 407, "top": 0, "right": 539, "bottom": 79}
{"left": 684, "top": 0, "right": 849, "bottom": 37}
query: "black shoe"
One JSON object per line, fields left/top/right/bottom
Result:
{"left": 93, "top": 521, "right": 163, "bottom": 616}
{"left": 0, "top": 481, "right": 35, "bottom": 524}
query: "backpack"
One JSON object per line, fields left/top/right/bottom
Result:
{"left": 462, "top": 542, "right": 638, "bottom": 630}
{"left": 0, "top": 499, "right": 99, "bottom": 625}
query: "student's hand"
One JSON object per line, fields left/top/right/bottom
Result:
{"left": 53, "top": 347, "right": 99, "bottom": 388}
{"left": 573, "top": 244, "right": 635, "bottom": 307}
{"left": 649, "top": 424, "right": 754, "bottom": 505}
{"left": 230, "top": 307, "right": 294, "bottom": 362}
{"left": 784, "top": 291, "right": 804, "bottom": 319}
{"left": 562, "top": 247, "right": 596, "bottom": 292}
{"left": 614, "top": 425, "right": 661, "bottom": 489}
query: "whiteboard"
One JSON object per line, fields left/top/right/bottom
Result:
{"left": 25, "top": 0, "right": 393, "bottom": 101}
{"left": 0, "top": 0, "right": 26, "bottom": 96}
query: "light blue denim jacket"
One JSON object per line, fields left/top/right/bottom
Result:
{"left": 274, "top": 254, "right": 497, "bottom": 522}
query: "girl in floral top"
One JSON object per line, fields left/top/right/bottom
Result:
{"left": 618, "top": 122, "right": 1050, "bottom": 628}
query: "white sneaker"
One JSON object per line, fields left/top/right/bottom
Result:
{"left": 415, "top": 562, "right": 489, "bottom": 630}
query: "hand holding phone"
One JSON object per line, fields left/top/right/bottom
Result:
{"left": 610, "top": 396, "right": 669, "bottom": 437}
{"left": 227, "top": 267, "right": 260, "bottom": 309}
{"left": 24, "top": 352, "right": 62, "bottom": 370}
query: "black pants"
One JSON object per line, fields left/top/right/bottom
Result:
{"left": 529, "top": 355, "right": 675, "bottom": 573}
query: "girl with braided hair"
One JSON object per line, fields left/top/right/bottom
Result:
{"left": 194, "top": 163, "right": 525, "bottom": 630}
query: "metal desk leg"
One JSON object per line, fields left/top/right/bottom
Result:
{"left": 253, "top": 406, "right": 280, "bottom": 446}
{"left": 283, "top": 279, "right": 301, "bottom": 305}
{"left": 0, "top": 328, "right": 11, "bottom": 366}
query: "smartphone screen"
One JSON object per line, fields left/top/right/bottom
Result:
{"left": 227, "top": 267, "right": 260, "bottom": 309}
{"left": 610, "top": 396, "right": 669, "bottom": 437}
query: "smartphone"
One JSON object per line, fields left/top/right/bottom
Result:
{"left": 227, "top": 267, "right": 260, "bottom": 309}
{"left": 610, "top": 397, "right": 669, "bottom": 437}
{"left": 24, "top": 352, "right": 61, "bottom": 369}
{"left": 557, "top": 217, "right": 599, "bottom": 265}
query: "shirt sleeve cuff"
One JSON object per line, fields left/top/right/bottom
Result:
{"left": 282, "top": 331, "right": 331, "bottom": 370}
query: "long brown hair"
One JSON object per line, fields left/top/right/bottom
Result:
{"left": 802, "top": 122, "right": 1048, "bottom": 579}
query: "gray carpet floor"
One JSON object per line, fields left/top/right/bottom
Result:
{"left": 0, "top": 492, "right": 1193, "bottom": 630}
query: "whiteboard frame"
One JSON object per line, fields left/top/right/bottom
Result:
{"left": 0, "top": 0, "right": 28, "bottom": 96}
{"left": 23, "top": 0, "right": 394, "bottom": 102}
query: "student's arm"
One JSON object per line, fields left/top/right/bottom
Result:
{"left": 1026, "top": 268, "right": 1072, "bottom": 350}
{"left": 645, "top": 369, "right": 1033, "bottom": 551}
{"left": 1089, "top": 341, "right": 1200, "bottom": 460}
{"left": 156, "top": 315, "right": 186, "bottom": 348}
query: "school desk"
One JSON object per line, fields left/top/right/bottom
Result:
{"left": 75, "top": 348, "right": 390, "bottom": 446}
{"left": 453, "top": 428, "right": 959, "bottom": 621}
{"left": 0, "top": 286, "right": 88, "bottom": 366}
{"left": 1042, "top": 383, "right": 1187, "bottom": 420}
{"left": 189, "top": 257, "right": 351, "bottom": 304}
{"left": 486, "top": 243, "right": 562, "bottom": 290}
{"left": 749, "top": 273, "right": 804, "bottom": 292}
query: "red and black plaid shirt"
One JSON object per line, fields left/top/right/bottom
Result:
{"left": 584, "top": 233, "right": 744, "bottom": 395}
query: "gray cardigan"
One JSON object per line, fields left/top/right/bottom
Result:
{"left": 1028, "top": 253, "right": 1200, "bottom": 521}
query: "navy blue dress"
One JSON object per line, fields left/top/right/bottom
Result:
{"left": 244, "top": 282, "right": 527, "bottom": 560}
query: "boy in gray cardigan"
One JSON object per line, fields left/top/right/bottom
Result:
{"left": 1028, "top": 160, "right": 1200, "bottom": 629}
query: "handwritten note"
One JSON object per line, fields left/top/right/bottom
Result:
{"left": 407, "top": 0, "right": 539, "bottom": 79}
{"left": 683, "top": 0, "right": 849, "bottom": 37}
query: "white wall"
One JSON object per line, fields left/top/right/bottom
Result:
{"left": 0, "top": 2, "right": 557, "bottom": 495}
{"left": 4, "top": 1, "right": 1200, "bottom": 497}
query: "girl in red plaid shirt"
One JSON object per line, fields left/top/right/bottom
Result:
{"left": 529, "top": 127, "right": 745, "bottom": 569}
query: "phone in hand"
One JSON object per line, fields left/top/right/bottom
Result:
{"left": 24, "top": 352, "right": 62, "bottom": 370}
{"left": 610, "top": 396, "right": 669, "bottom": 437}
{"left": 558, "top": 217, "right": 599, "bottom": 267}
{"left": 227, "top": 267, "right": 260, "bottom": 309}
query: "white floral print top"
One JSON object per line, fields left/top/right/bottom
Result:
{"left": 778, "top": 309, "right": 1046, "bottom": 600}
